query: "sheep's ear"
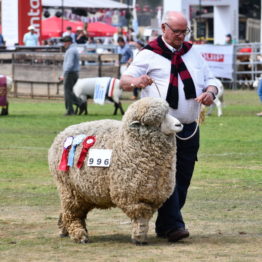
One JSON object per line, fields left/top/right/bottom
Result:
{"left": 129, "top": 121, "right": 141, "bottom": 129}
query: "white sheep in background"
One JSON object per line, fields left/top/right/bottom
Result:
{"left": 207, "top": 78, "right": 224, "bottom": 117}
{"left": 73, "top": 77, "right": 125, "bottom": 115}
{"left": 0, "top": 75, "right": 13, "bottom": 116}
{"left": 48, "top": 97, "right": 183, "bottom": 245}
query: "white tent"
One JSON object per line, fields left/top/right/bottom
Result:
{"left": 42, "top": 0, "right": 128, "bottom": 9}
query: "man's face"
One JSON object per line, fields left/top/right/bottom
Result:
{"left": 118, "top": 41, "right": 125, "bottom": 48}
{"left": 63, "top": 41, "right": 71, "bottom": 49}
{"left": 161, "top": 19, "right": 188, "bottom": 49}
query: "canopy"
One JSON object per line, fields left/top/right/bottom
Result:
{"left": 41, "top": 16, "right": 84, "bottom": 39}
{"left": 87, "top": 22, "right": 118, "bottom": 37}
{"left": 42, "top": 0, "right": 128, "bottom": 9}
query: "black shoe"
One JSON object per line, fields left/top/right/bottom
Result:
{"left": 167, "top": 228, "right": 189, "bottom": 243}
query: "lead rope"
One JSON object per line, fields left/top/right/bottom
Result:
{"left": 152, "top": 80, "right": 201, "bottom": 141}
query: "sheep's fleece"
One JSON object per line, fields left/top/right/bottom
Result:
{"left": 48, "top": 97, "right": 183, "bottom": 244}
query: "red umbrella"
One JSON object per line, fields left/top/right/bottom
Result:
{"left": 87, "top": 22, "right": 118, "bottom": 37}
{"left": 41, "top": 16, "right": 84, "bottom": 39}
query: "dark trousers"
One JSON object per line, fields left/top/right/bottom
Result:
{"left": 64, "top": 72, "right": 81, "bottom": 114}
{"left": 156, "top": 122, "right": 200, "bottom": 235}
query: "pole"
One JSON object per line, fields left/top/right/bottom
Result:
{"left": 61, "top": 0, "right": 64, "bottom": 36}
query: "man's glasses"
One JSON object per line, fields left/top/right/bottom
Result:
{"left": 165, "top": 23, "right": 191, "bottom": 36}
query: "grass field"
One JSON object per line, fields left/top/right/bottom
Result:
{"left": 0, "top": 90, "right": 261, "bottom": 262}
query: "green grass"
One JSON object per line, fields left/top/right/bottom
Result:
{"left": 0, "top": 91, "right": 261, "bottom": 262}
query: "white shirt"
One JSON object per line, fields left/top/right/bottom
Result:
{"left": 123, "top": 38, "right": 218, "bottom": 124}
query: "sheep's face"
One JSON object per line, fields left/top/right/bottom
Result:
{"left": 123, "top": 97, "right": 183, "bottom": 135}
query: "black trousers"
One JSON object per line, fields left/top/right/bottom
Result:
{"left": 156, "top": 122, "right": 200, "bottom": 235}
{"left": 64, "top": 72, "right": 81, "bottom": 114}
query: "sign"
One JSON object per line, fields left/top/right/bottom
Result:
{"left": 87, "top": 149, "right": 112, "bottom": 167}
{"left": 195, "top": 44, "right": 234, "bottom": 80}
{"left": 18, "top": 0, "right": 42, "bottom": 45}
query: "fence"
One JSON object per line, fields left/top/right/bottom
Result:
{"left": 0, "top": 48, "right": 120, "bottom": 98}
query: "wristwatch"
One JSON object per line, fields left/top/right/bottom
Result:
{"left": 207, "top": 91, "right": 216, "bottom": 100}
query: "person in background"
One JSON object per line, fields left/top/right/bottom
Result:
{"left": 75, "top": 26, "right": 88, "bottom": 44}
{"left": 131, "top": 40, "right": 145, "bottom": 99}
{"left": 256, "top": 78, "right": 262, "bottom": 116}
{"left": 120, "top": 11, "right": 218, "bottom": 243}
{"left": 0, "top": 33, "right": 5, "bottom": 47}
{"left": 59, "top": 36, "right": 85, "bottom": 116}
{"left": 117, "top": 36, "right": 133, "bottom": 75}
{"left": 225, "top": 34, "right": 232, "bottom": 45}
{"left": 63, "top": 26, "right": 75, "bottom": 43}
{"left": 23, "top": 25, "right": 39, "bottom": 46}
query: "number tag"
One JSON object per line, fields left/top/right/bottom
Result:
{"left": 87, "top": 149, "right": 112, "bottom": 167}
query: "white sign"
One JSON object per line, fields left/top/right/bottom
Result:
{"left": 87, "top": 149, "right": 112, "bottom": 167}
{"left": 195, "top": 44, "right": 234, "bottom": 80}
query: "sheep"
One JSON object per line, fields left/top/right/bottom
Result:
{"left": 206, "top": 78, "right": 224, "bottom": 117}
{"left": 0, "top": 75, "right": 12, "bottom": 116}
{"left": 73, "top": 77, "right": 125, "bottom": 115}
{"left": 48, "top": 97, "right": 183, "bottom": 245}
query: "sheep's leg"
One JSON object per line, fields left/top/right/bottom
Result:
{"left": 215, "top": 99, "right": 223, "bottom": 116}
{"left": 113, "top": 102, "right": 118, "bottom": 115}
{"left": 207, "top": 103, "right": 215, "bottom": 116}
{"left": 131, "top": 218, "right": 149, "bottom": 245}
{"left": 59, "top": 188, "right": 89, "bottom": 243}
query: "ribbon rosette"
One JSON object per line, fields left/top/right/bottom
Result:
{"left": 77, "top": 136, "right": 96, "bottom": 168}
{"left": 58, "top": 136, "right": 73, "bottom": 171}
{"left": 67, "top": 134, "right": 86, "bottom": 167}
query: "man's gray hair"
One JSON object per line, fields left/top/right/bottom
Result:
{"left": 161, "top": 11, "right": 171, "bottom": 24}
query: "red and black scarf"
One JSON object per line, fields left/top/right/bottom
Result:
{"left": 144, "top": 36, "right": 196, "bottom": 109}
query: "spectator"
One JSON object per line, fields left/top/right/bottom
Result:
{"left": 225, "top": 33, "right": 232, "bottom": 45}
{"left": 0, "top": 33, "right": 5, "bottom": 46}
{"left": 256, "top": 79, "right": 262, "bottom": 116}
{"left": 117, "top": 36, "right": 133, "bottom": 75}
{"left": 75, "top": 26, "right": 88, "bottom": 44}
{"left": 63, "top": 26, "right": 75, "bottom": 42}
{"left": 59, "top": 36, "right": 85, "bottom": 116}
{"left": 23, "top": 25, "right": 39, "bottom": 46}
{"left": 131, "top": 40, "right": 145, "bottom": 99}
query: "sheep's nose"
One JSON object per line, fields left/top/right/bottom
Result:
{"left": 175, "top": 123, "right": 183, "bottom": 128}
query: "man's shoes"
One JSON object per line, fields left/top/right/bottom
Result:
{"left": 166, "top": 228, "right": 189, "bottom": 243}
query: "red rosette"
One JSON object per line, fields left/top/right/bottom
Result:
{"left": 58, "top": 136, "right": 73, "bottom": 171}
{"left": 77, "top": 136, "right": 96, "bottom": 168}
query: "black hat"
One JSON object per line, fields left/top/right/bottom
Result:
{"left": 60, "top": 36, "right": 73, "bottom": 42}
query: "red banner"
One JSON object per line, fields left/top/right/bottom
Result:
{"left": 18, "top": 0, "right": 42, "bottom": 45}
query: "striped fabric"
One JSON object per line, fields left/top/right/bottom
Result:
{"left": 144, "top": 36, "right": 196, "bottom": 109}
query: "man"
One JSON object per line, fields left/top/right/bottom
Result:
{"left": 23, "top": 25, "right": 39, "bottom": 46}
{"left": 120, "top": 11, "right": 218, "bottom": 243}
{"left": 75, "top": 26, "right": 88, "bottom": 44}
{"left": 117, "top": 36, "right": 133, "bottom": 75}
{"left": 60, "top": 36, "right": 85, "bottom": 116}
{"left": 62, "top": 26, "right": 75, "bottom": 43}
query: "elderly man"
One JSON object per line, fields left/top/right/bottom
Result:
{"left": 23, "top": 25, "right": 39, "bottom": 46}
{"left": 120, "top": 11, "right": 218, "bottom": 243}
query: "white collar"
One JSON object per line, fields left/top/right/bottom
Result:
{"left": 161, "top": 36, "right": 182, "bottom": 52}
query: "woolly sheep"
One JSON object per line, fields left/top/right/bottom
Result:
{"left": 73, "top": 77, "right": 124, "bottom": 115}
{"left": 48, "top": 97, "right": 183, "bottom": 245}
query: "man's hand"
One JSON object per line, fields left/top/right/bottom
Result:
{"left": 195, "top": 92, "right": 214, "bottom": 106}
{"left": 134, "top": 75, "right": 153, "bottom": 89}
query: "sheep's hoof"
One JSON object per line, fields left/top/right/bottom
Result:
{"left": 132, "top": 240, "right": 148, "bottom": 246}
{"left": 59, "top": 232, "right": 69, "bottom": 238}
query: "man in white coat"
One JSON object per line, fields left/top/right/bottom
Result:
{"left": 120, "top": 11, "right": 218, "bottom": 243}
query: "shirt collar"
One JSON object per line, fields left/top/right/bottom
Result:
{"left": 161, "top": 36, "right": 182, "bottom": 52}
